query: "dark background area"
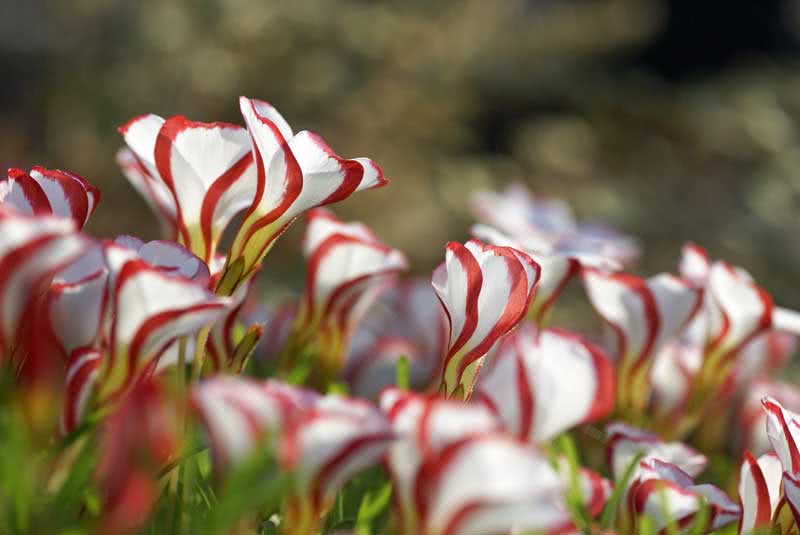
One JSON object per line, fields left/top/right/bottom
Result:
{"left": 3, "top": 0, "right": 800, "bottom": 307}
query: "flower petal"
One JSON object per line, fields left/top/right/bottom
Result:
{"left": 762, "top": 396, "right": 800, "bottom": 473}
{"left": 475, "top": 324, "right": 615, "bottom": 443}
{"left": 116, "top": 148, "right": 178, "bottom": 239}
{"left": 415, "top": 433, "right": 567, "bottom": 535}
{"left": 61, "top": 348, "right": 103, "bottom": 435}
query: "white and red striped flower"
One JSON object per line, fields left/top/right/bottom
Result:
{"left": 0, "top": 206, "right": 89, "bottom": 361}
{"left": 676, "top": 243, "right": 793, "bottom": 383}
{"left": 191, "top": 377, "right": 318, "bottom": 473}
{"left": 473, "top": 323, "right": 615, "bottom": 443}
{"left": 285, "top": 209, "right": 408, "bottom": 378}
{"left": 470, "top": 223, "right": 580, "bottom": 327}
{"left": 739, "top": 382, "right": 800, "bottom": 457}
{"left": 624, "top": 458, "right": 739, "bottom": 534}
{"left": 380, "top": 388, "right": 504, "bottom": 535}
{"left": 432, "top": 239, "right": 540, "bottom": 399}
{"left": 738, "top": 451, "right": 784, "bottom": 534}
{"left": 97, "top": 255, "right": 231, "bottom": 400}
{"left": 280, "top": 394, "right": 395, "bottom": 534}
{"left": 61, "top": 347, "right": 103, "bottom": 434}
{"left": 345, "top": 279, "right": 447, "bottom": 399}
{"left": 119, "top": 113, "right": 256, "bottom": 263}
{"left": 414, "top": 433, "right": 568, "bottom": 535}
{"left": 471, "top": 182, "right": 638, "bottom": 270}
{"left": 606, "top": 423, "right": 708, "bottom": 481}
{"left": 48, "top": 237, "right": 212, "bottom": 363}
{"left": 2, "top": 167, "right": 100, "bottom": 229}
{"left": 704, "top": 262, "right": 774, "bottom": 369}
{"left": 762, "top": 397, "right": 800, "bottom": 474}
{"left": 224, "top": 96, "right": 387, "bottom": 285}
{"left": 583, "top": 269, "right": 702, "bottom": 413}
{"left": 606, "top": 424, "right": 736, "bottom": 533}
{"left": 116, "top": 148, "right": 178, "bottom": 239}
{"left": 95, "top": 376, "right": 181, "bottom": 535}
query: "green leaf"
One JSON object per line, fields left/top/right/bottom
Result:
{"left": 395, "top": 356, "right": 410, "bottom": 390}
{"left": 554, "top": 434, "right": 589, "bottom": 532}
{"left": 600, "top": 451, "right": 645, "bottom": 529}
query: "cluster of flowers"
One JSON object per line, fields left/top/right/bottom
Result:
{"left": 4, "top": 96, "right": 800, "bottom": 535}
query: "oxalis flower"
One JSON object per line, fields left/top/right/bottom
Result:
{"left": 473, "top": 322, "right": 615, "bottom": 443}
{"left": 678, "top": 244, "right": 800, "bottom": 396}
{"left": 623, "top": 458, "right": 740, "bottom": 534}
{"left": 221, "top": 97, "right": 387, "bottom": 291}
{"left": 737, "top": 397, "right": 800, "bottom": 534}
{"left": 471, "top": 182, "right": 639, "bottom": 269}
{"left": 344, "top": 279, "right": 448, "bottom": 400}
{"left": 190, "top": 377, "right": 318, "bottom": 474}
{"left": 95, "top": 376, "right": 181, "bottom": 535}
{"left": 2, "top": 167, "right": 100, "bottom": 229}
{"left": 119, "top": 112, "right": 257, "bottom": 264}
{"left": 605, "top": 424, "right": 737, "bottom": 533}
{"left": 0, "top": 206, "right": 89, "bottom": 365}
{"left": 96, "top": 244, "right": 231, "bottom": 401}
{"left": 582, "top": 268, "right": 702, "bottom": 418}
{"left": 415, "top": 433, "right": 569, "bottom": 535}
{"left": 647, "top": 243, "right": 800, "bottom": 438}
{"left": 192, "top": 377, "right": 394, "bottom": 535}
{"left": 432, "top": 239, "right": 540, "bottom": 399}
{"left": 279, "top": 208, "right": 408, "bottom": 384}
{"left": 379, "top": 388, "right": 571, "bottom": 535}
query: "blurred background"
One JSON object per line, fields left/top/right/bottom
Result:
{"left": 3, "top": 0, "right": 800, "bottom": 304}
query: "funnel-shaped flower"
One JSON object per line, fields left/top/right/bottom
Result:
{"left": 2, "top": 167, "right": 100, "bottom": 228}
{"left": 119, "top": 113, "right": 256, "bottom": 262}
{"left": 279, "top": 394, "right": 395, "bottom": 535}
{"left": 380, "top": 388, "right": 504, "bottom": 534}
{"left": 97, "top": 256, "right": 230, "bottom": 400}
{"left": 414, "top": 433, "right": 568, "bottom": 535}
{"left": 0, "top": 206, "right": 89, "bottom": 361}
{"left": 625, "top": 459, "right": 739, "bottom": 534}
{"left": 345, "top": 279, "right": 447, "bottom": 399}
{"left": 191, "top": 377, "right": 317, "bottom": 473}
{"left": 583, "top": 269, "right": 701, "bottom": 414}
{"left": 225, "top": 97, "right": 387, "bottom": 284}
{"left": 283, "top": 209, "right": 408, "bottom": 380}
{"left": 432, "top": 239, "right": 540, "bottom": 398}
{"left": 471, "top": 182, "right": 638, "bottom": 269}
{"left": 95, "top": 376, "right": 181, "bottom": 535}
{"left": 474, "top": 323, "right": 615, "bottom": 443}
